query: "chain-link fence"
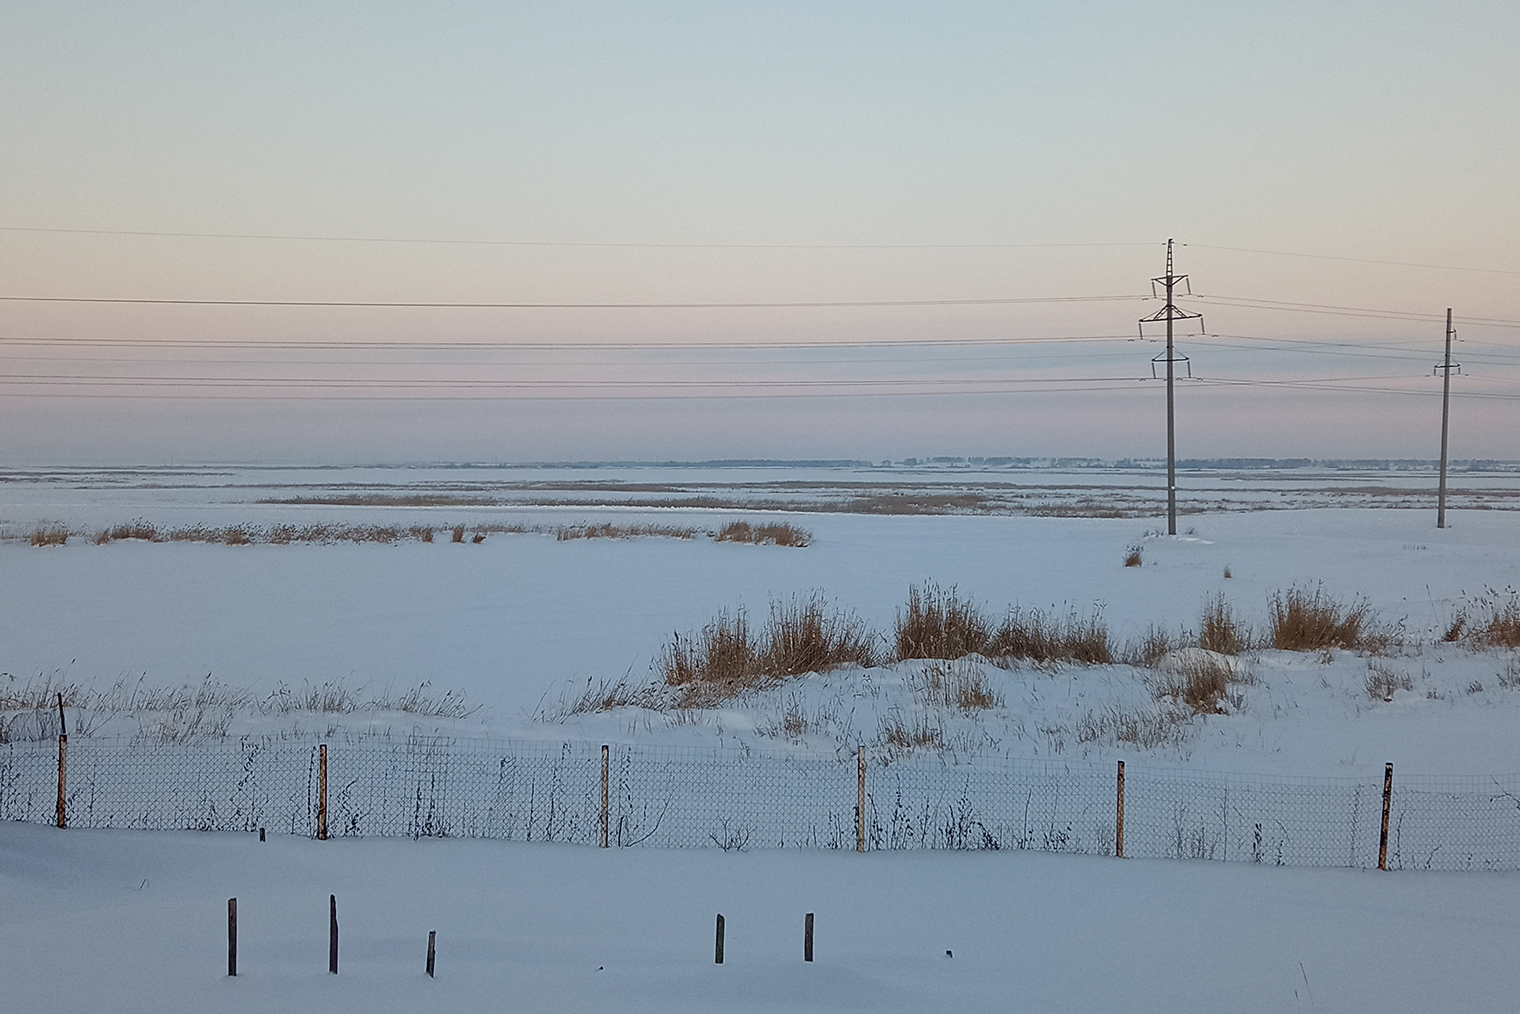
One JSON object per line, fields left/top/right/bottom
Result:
{"left": 3, "top": 735, "right": 1519, "bottom": 870}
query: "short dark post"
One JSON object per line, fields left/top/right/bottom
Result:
{"left": 714, "top": 913, "right": 725, "bottom": 964}
{"left": 804, "top": 912, "right": 814, "bottom": 962}
{"left": 1378, "top": 762, "right": 1393, "bottom": 871}
{"left": 329, "top": 894, "right": 338, "bottom": 974}
{"left": 600, "top": 744, "right": 610, "bottom": 848}
{"left": 426, "top": 930, "right": 436, "bottom": 978}
{"left": 55, "top": 693, "right": 68, "bottom": 829}
{"left": 856, "top": 747, "right": 866, "bottom": 853}
{"left": 1115, "top": 760, "right": 1126, "bottom": 858}
{"left": 317, "top": 744, "right": 329, "bottom": 841}
{"left": 227, "top": 898, "right": 237, "bottom": 976}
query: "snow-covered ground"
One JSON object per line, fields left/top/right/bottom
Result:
{"left": 5, "top": 463, "right": 1520, "bottom": 1011}
{"left": 3, "top": 820, "right": 1519, "bottom": 1013}
{"left": 3, "top": 464, "right": 1518, "bottom": 775}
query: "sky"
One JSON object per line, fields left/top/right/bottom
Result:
{"left": 1, "top": 1, "right": 1517, "bottom": 463}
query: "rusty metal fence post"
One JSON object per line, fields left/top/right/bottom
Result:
{"left": 317, "top": 744, "right": 329, "bottom": 841}
{"left": 1116, "top": 760, "right": 1125, "bottom": 858}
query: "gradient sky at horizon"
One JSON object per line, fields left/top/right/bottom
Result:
{"left": 1, "top": 1, "right": 1517, "bottom": 463}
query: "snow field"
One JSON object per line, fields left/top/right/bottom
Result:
{"left": 3, "top": 820, "right": 1519, "bottom": 1013}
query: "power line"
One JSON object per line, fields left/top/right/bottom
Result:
{"left": 0, "top": 225, "right": 1159, "bottom": 251}
{"left": 1193, "top": 294, "right": 1520, "bottom": 329}
{"left": 1185, "top": 243, "right": 1520, "bottom": 277}
{"left": 0, "top": 332, "right": 1142, "bottom": 351}
{"left": 0, "top": 293, "right": 1147, "bottom": 310}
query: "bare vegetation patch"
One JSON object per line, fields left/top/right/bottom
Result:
{"left": 1154, "top": 650, "right": 1249, "bottom": 715}
{"left": 1198, "top": 594, "right": 1249, "bottom": 655}
{"left": 1123, "top": 544, "right": 1143, "bottom": 567}
{"left": 1075, "top": 704, "right": 1191, "bottom": 750}
{"left": 1269, "top": 585, "right": 1384, "bottom": 652}
{"left": 879, "top": 709, "right": 944, "bottom": 752}
{"left": 560, "top": 676, "right": 670, "bottom": 715}
{"left": 0, "top": 674, "right": 474, "bottom": 744}
{"left": 1120, "top": 625, "right": 1186, "bottom": 668}
{"left": 915, "top": 659, "right": 1000, "bottom": 711}
{"left": 715, "top": 521, "right": 812, "bottom": 547}
{"left": 556, "top": 522, "right": 699, "bottom": 541}
{"left": 1365, "top": 660, "right": 1414, "bottom": 701}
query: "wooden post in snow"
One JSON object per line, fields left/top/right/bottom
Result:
{"left": 317, "top": 744, "right": 329, "bottom": 841}
{"left": 1115, "top": 760, "right": 1126, "bottom": 858}
{"left": 329, "top": 894, "right": 338, "bottom": 974}
{"left": 804, "top": 912, "right": 814, "bottom": 962}
{"left": 714, "top": 913, "right": 725, "bottom": 964}
{"left": 426, "top": 930, "right": 436, "bottom": 978}
{"left": 1379, "top": 762, "right": 1393, "bottom": 871}
{"left": 227, "top": 898, "right": 237, "bottom": 976}
{"left": 856, "top": 747, "right": 866, "bottom": 854}
{"left": 55, "top": 693, "right": 68, "bottom": 830}
{"left": 600, "top": 744, "right": 610, "bottom": 848}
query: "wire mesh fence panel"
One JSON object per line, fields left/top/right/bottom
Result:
{"left": 1386, "top": 774, "right": 1520, "bottom": 871}
{"left": 1122, "top": 766, "right": 1385, "bottom": 867}
{"left": 51, "top": 739, "right": 315, "bottom": 833}
{"left": 609, "top": 745, "right": 857, "bottom": 849}
{"left": 867, "top": 755, "right": 1115, "bottom": 853}
{"left": 327, "top": 738, "right": 602, "bottom": 842}
{"left": 0, "top": 741, "right": 57, "bottom": 823}
{"left": 6, "top": 733, "right": 1520, "bottom": 870}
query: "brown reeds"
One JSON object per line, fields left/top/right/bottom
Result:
{"left": 1472, "top": 591, "right": 1520, "bottom": 648}
{"left": 1268, "top": 585, "right": 1380, "bottom": 651}
{"left": 893, "top": 584, "right": 991, "bottom": 660}
{"left": 1198, "top": 594, "right": 1248, "bottom": 655}
{"left": 29, "top": 526, "right": 69, "bottom": 547}
{"left": 988, "top": 607, "right": 1113, "bottom": 664}
{"left": 715, "top": 521, "right": 812, "bottom": 547}
{"left": 659, "top": 596, "right": 876, "bottom": 706}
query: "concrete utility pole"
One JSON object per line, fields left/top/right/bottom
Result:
{"left": 1139, "top": 240, "right": 1202, "bottom": 536}
{"left": 1436, "top": 307, "right": 1459, "bottom": 529}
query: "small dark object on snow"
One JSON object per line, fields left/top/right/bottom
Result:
{"left": 945, "top": 950, "right": 953, "bottom": 958}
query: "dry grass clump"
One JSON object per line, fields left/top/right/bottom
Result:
{"left": 554, "top": 676, "right": 669, "bottom": 716}
{"left": 1120, "top": 625, "right": 1184, "bottom": 668}
{"left": 1123, "top": 544, "right": 1143, "bottom": 567}
{"left": 1, "top": 673, "right": 474, "bottom": 743}
{"left": 659, "top": 611, "right": 759, "bottom": 706}
{"left": 94, "top": 520, "right": 159, "bottom": 544}
{"left": 893, "top": 584, "right": 992, "bottom": 660}
{"left": 893, "top": 585, "right": 1113, "bottom": 665}
{"left": 1153, "top": 651, "right": 1247, "bottom": 715}
{"left": 1471, "top": 590, "right": 1520, "bottom": 648}
{"left": 758, "top": 595, "right": 877, "bottom": 676}
{"left": 879, "top": 710, "right": 944, "bottom": 752}
{"left": 29, "top": 525, "right": 69, "bottom": 547}
{"left": 1075, "top": 705, "right": 1190, "bottom": 750}
{"left": 1365, "top": 660, "right": 1414, "bottom": 701}
{"left": 715, "top": 521, "right": 812, "bottom": 547}
{"left": 556, "top": 523, "right": 699, "bottom": 541}
{"left": 1198, "top": 594, "right": 1248, "bottom": 655}
{"left": 1268, "top": 585, "right": 1381, "bottom": 652}
{"left": 659, "top": 597, "right": 875, "bottom": 706}
{"left": 916, "top": 659, "right": 999, "bottom": 711}
{"left": 989, "top": 607, "right": 1113, "bottom": 664}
